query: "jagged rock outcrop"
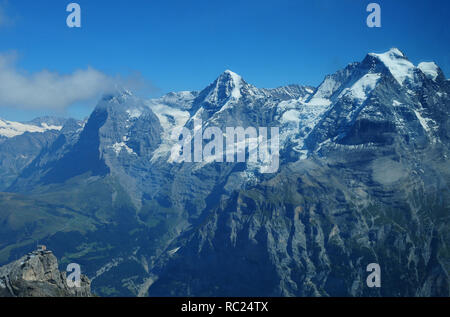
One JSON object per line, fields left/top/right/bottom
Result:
{"left": 0, "top": 249, "right": 92, "bottom": 297}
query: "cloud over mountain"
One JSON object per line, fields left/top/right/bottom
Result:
{"left": 0, "top": 52, "right": 154, "bottom": 111}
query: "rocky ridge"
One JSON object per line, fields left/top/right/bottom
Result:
{"left": 0, "top": 248, "right": 92, "bottom": 297}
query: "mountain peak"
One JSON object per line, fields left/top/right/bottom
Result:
{"left": 368, "top": 48, "right": 415, "bottom": 85}
{"left": 418, "top": 61, "right": 442, "bottom": 81}
{"left": 120, "top": 88, "right": 133, "bottom": 97}
{"left": 97, "top": 88, "right": 137, "bottom": 110}
{"left": 222, "top": 69, "right": 241, "bottom": 78}
{"left": 386, "top": 47, "right": 405, "bottom": 58}
{"left": 369, "top": 48, "right": 406, "bottom": 59}
{"left": 194, "top": 70, "right": 246, "bottom": 109}
{"left": 101, "top": 87, "right": 133, "bottom": 100}
{"left": 217, "top": 70, "right": 243, "bottom": 98}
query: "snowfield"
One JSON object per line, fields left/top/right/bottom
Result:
{"left": 0, "top": 118, "right": 62, "bottom": 138}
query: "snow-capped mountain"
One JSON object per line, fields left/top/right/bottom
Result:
{"left": 145, "top": 49, "right": 449, "bottom": 297}
{"left": 0, "top": 117, "right": 63, "bottom": 138}
{"left": 303, "top": 48, "right": 449, "bottom": 155}
{"left": 1, "top": 48, "right": 449, "bottom": 297}
{"left": 0, "top": 116, "right": 75, "bottom": 190}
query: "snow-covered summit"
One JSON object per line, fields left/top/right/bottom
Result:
{"left": 368, "top": 48, "right": 416, "bottom": 85}
{"left": 200, "top": 70, "right": 258, "bottom": 106}
{"left": 367, "top": 48, "right": 444, "bottom": 85}
{"left": 222, "top": 70, "right": 243, "bottom": 99}
{"left": 418, "top": 62, "right": 441, "bottom": 81}
{"left": 205, "top": 70, "right": 245, "bottom": 103}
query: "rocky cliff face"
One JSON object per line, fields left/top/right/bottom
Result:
{"left": 0, "top": 249, "right": 92, "bottom": 297}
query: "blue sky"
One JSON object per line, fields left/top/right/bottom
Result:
{"left": 0, "top": 0, "right": 449, "bottom": 121}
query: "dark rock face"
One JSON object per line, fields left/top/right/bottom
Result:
{"left": 148, "top": 159, "right": 449, "bottom": 297}
{"left": 0, "top": 249, "right": 92, "bottom": 297}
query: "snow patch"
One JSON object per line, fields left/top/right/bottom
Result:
{"left": 168, "top": 247, "right": 181, "bottom": 255}
{"left": 225, "top": 70, "right": 242, "bottom": 100}
{"left": 281, "top": 109, "right": 302, "bottom": 125}
{"left": 126, "top": 108, "right": 142, "bottom": 119}
{"left": 111, "top": 142, "right": 136, "bottom": 156}
{"left": 149, "top": 103, "right": 190, "bottom": 133}
{"left": 418, "top": 62, "right": 440, "bottom": 81}
{"left": 314, "top": 77, "right": 341, "bottom": 100}
{"left": 413, "top": 110, "right": 433, "bottom": 133}
{"left": 338, "top": 73, "right": 381, "bottom": 104}
{"left": 306, "top": 97, "right": 332, "bottom": 107}
{"left": 276, "top": 95, "right": 333, "bottom": 158}
{"left": 148, "top": 102, "right": 191, "bottom": 161}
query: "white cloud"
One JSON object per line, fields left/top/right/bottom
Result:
{"left": 0, "top": 52, "right": 152, "bottom": 110}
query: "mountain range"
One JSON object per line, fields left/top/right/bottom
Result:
{"left": 0, "top": 48, "right": 448, "bottom": 296}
